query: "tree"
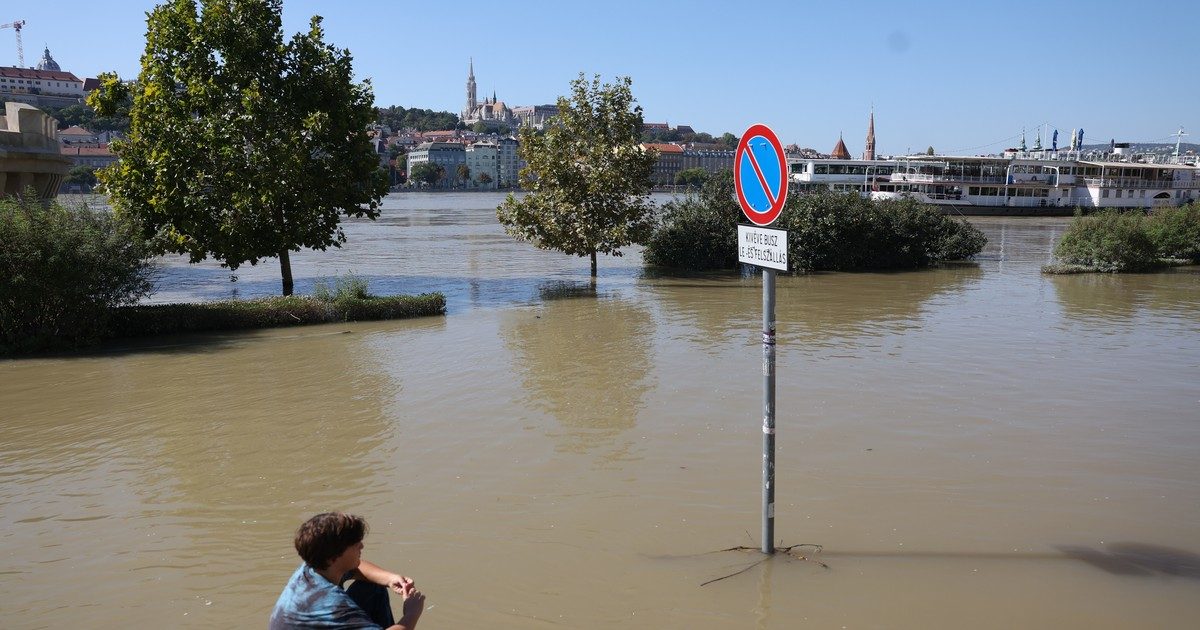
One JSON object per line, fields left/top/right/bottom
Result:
{"left": 89, "top": 0, "right": 387, "bottom": 296}
{"left": 410, "top": 162, "right": 444, "bottom": 186}
{"left": 64, "top": 165, "right": 98, "bottom": 190}
{"left": 674, "top": 167, "right": 709, "bottom": 187}
{"left": 456, "top": 163, "right": 471, "bottom": 186}
{"left": 497, "top": 73, "right": 656, "bottom": 277}
{"left": 471, "top": 121, "right": 488, "bottom": 133}
{"left": 926, "top": 146, "right": 936, "bottom": 155}
{"left": 718, "top": 132, "right": 739, "bottom": 149}
{"left": 477, "top": 172, "right": 493, "bottom": 185}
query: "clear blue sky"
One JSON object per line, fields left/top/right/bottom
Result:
{"left": 7, "top": 0, "right": 1197, "bottom": 155}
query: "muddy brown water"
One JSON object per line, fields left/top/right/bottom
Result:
{"left": 3, "top": 193, "right": 1199, "bottom": 628}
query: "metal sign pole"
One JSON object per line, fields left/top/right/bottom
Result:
{"left": 762, "top": 268, "right": 776, "bottom": 555}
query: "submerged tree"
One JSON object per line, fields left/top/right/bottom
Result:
{"left": 90, "top": 0, "right": 387, "bottom": 296}
{"left": 497, "top": 74, "right": 656, "bottom": 277}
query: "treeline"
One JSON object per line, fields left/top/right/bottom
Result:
{"left": 642, "top": 127, "right": 739, "bottom": 148}
{"left": 39, "top": 101, "right": 131, "bottom": 133}
{"left": 375, "top": 105, "right": 461, "bottom": 131}
{"left": 644, "top": 172, "right": 987, "bottom": 272}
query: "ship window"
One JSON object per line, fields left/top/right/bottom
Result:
{"left": 1103, "top": 190, "right": 1110, "bottom": 198}
{"left": 1116, "top": 190, "right": 1122, "bottom": 198}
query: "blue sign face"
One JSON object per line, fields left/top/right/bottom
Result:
{"left": 738, "top": 136, "right": 785, "bottom": 213}
{"left": 734, "top": 124, "right": 788, "bottom": 226}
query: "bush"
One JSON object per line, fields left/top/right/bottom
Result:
{"left": 1146, "top": 203, "right": 1200, "bottom": 262}
{"left": 1, "top": 195, "right": 155, "bottom": 354}
{"left": 1052, "top": 210, "right": 1161, "bottom": 272}
{"left": 779, "top": 192, "right": 986, "bottom": 271}
{"left": 645, "top": 185, "right": 987, "bottom": 273}
{"left": 313, "top": 273, "right": 371, "bottom": 302}
{"left": 106, "top": 293, "right": 446, "bottom": 338}
{"left": 643, "top": 171, "right": 741, "bottom": 270}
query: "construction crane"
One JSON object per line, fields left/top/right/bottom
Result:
{"left": 0, "top": 19, "right": 25, "bottom": 67}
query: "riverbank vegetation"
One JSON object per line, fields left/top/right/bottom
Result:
{"left": 643, "top": 173, "right": 987, "bottom": 272}
{"left": 1, "top": 196, "right": 445, "bottom": 356}
{"left": 1, "top": 195, "right": 154, "bottom": 355}
{"left": 106, "top": 291, "right": 446, "bottom": 341}
{"left": 1044, "top": 205, "right": 1200, "bottom": 273}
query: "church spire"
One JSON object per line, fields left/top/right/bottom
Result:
{"left": 862, "top": 108, "right": 876, "bottom": 161}
{"left": 465, "top": 58, "right": 477, "bottom": 119}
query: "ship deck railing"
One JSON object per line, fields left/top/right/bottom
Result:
{"left": 1082, "top": 177, "right": 1200, "bottom": 189}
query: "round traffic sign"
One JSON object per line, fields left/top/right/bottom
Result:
{"left": 734, "top": 124, "right": 788, "bottom": 226}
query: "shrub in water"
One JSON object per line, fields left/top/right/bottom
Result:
{"left": 643, "top": 171, "right": 741, "bottom": 270}
{"left": 1146, "top": 203, "right": 1200, "bottom": 262}
{"left": 645, "top": 186, "right": 985, "bottom": 273}
{"left": 1052, "top": 210, "right": 1161, "bottom": 272}
{"left": 0, "top": 195, "right": 155, "bottom": 353}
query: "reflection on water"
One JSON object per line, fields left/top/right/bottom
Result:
{"left": 3, "top": 198, "right": 1200, "bottom": 628}
{"left": 502, "top": 290, "right": 654, "bottom": 457}
{"left": 1049, "top": 268, "right": 1200, "bottom": 326}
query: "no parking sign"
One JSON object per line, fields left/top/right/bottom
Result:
{"left": 734, "top": 124, "right": 788, "bottom": 226}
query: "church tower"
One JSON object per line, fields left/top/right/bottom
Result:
{"left": 862, "top": 109, "right": 876, "bottom": 161}
{"left": 465, "top": 58, "right": 477, "bottom": 119}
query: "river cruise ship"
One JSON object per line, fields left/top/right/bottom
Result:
{"left": 788, "top": 149, "right": 1200, "bottom": 216}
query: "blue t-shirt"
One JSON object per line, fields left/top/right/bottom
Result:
{"left": 269, "top": 564, "right": 381, "bottom": 629}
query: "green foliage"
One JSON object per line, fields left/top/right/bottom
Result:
{"left": 312, "top": 273, "right": 371, "bottom": 302}
{"left": 497, "top": 73, "right": 657, "bottom": 276}
{"left": 641, "top": 127, "right": 737, "bottom": 148}
{"left": 643, "top": 171, "right": 740, "bottom": 270}
{"left": 107, "top": 293, "right": 446, "bottom": 339}
{"left": 477, "top": 172, "right": 493, "bottom": 185}
{"left": 926, "top": 146, "right": 935, "bottom": 155}
{"left": 90, "top": 0, "right": 387, "bottom": 296}
{"left": 40, "top": 92, "right": 132, "bottom": 134}
{"left": 375, "top": 105, "right": 459, "bottom": 132}
{"left": 644, "top": 188, "right": 987, "bottom": 273}
{"left": 673, "top": 167, "right": 709, "bottom": 187}
{"left": 1052, "top": 210, "right": 1161, "bottom": 272}
{"left": 471, "top": 121, "right": 488, "bottom": 133}
{"left": 1050, "top": 206, "right": 1200, "bottom": 272}
{"left": 65, "top": 165, "right": 98, "bottom": 189}
{"left": 779, "top": 192, "right": 986, "bottom": 271}
{"left": 1146, "top": 203, "right": 1200, "bottom": 262}
{"left": 410, "top": 162, "right": 445, "bottom": 186}
{"left": 0, "top": 195, "right": 155, "bottom": 354}
{"left": 456, "top": 163, "right": 471, "bottom": 184}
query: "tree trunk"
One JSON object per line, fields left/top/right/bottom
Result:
{"left": 279, "top": 248, "right": 294, "bottom": 296}
{"left": 590, "top": 250, "right": 597, "bottom": 278}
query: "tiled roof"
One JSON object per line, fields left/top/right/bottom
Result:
{"left": 0, "top": 66, "right": 82, "bottom": 82}
{"left": 60, "top": 126, "right": 95, "bottom": 136}
{"left": 830, "top": 137, "right": 851, "bottom": 160}
{"left": 63, "top": 144, "right": 114, "bottom": 156}
{"left": 643, "top": 142, "right": 684, "bottom": 154}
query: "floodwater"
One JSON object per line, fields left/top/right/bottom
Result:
{"left": 3, "top": 193, "right": 1199, "bottom": 628}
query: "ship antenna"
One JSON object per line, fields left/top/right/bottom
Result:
{"left": 1172, "top": 126, "right": 1188, "bottom": 158}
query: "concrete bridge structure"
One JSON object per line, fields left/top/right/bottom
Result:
{"left": 0, "top": 102, "right": 73, "bottom": 199}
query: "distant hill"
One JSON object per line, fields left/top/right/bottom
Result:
{"left": 1080, "top": 142, "right": 1200, "bottom": 157}
{"left": 376, "top": 106, "right": 461, "bottom": 132}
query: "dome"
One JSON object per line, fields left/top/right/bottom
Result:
{"left": 35, "top": 47, "right": 61, "bottom": 72}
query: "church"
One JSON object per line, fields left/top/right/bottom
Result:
{"left": 460, "top": 59, "right": 515, "bottom": 128}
